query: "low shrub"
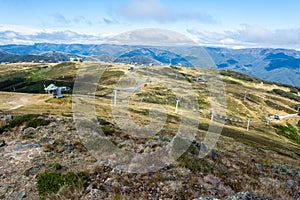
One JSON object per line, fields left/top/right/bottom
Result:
{"left": 0, "top": 114, "right": 50, "bottom": 134}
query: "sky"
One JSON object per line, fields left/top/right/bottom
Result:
{"left": 1, "top": 0, "right": 300, "bottom": 49}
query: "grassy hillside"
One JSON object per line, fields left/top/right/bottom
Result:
{"left": 0, "top": 62, "right": 299, "bottom": 199}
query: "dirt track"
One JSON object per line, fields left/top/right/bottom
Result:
{"left": 0, "top": 92, "right": 49, "bottom": 111}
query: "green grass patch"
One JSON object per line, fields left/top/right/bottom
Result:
{"left": 274, "top": 123, "right": 300, "bottom": 145}
{"left": 37, "top": 171, "right": 89, "bottom": 199}
{"left": 177, "top": 144, "right": 213, "bottom": 173}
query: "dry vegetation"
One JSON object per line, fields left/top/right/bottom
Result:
{"left": 0, "top": 62, "right": 299, "bottom": 199}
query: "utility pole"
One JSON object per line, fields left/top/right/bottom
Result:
{"left": 247, "top": 119, "right": 251, "bottom": 131}
{"left": 113, "top": 87, "right": 117, "bottom": 107}
{"left": 175, "top": 98, "right": 180, "bottom": 113}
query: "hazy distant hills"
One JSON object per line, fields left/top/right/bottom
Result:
{"left": 115, "top": 48, "right": 193, "bottom": 66}
{"left": 205, "top": 47, "right": 300, "bottom": 86}
{"left": 0, "top": 43, "right": 299, "bottom": 86}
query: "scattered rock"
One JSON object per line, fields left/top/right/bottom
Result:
{"left": 192, "top": 140, "right": 208, "bottom": 152}
{"left": 208, "top": 189, "right": 219, "bottom": 195}
{"left": 24, "top": 163, "right": 44, "bottom": 176}
{"left": 145, "top": 139, "right": 161, "bottom": 148}
{"left": 259, "top": 177, "right": 280, "bottom": 188}
{"left": 204, "top": 174, "right": 221, "bottom": 186}
{"left": 286, "top": 179, "right": 298, "bottom": 190}
{"left": 294, "top": 189, "right": 300, "bottom": 199}
{"left": 89, "top": 189, "right": 103, "bottom": 198}
{"left": 224, "top": 191, "right": 263, "bottom": 200}
{"left": 5, "top": 191, "right": 26, "bottom": 200}
{"left": 194, "top": 198, "right": 219, "bottom": 200}
{"left": 293, "top": 169, "right": 300, "bottom": 178}
{"left": 155, "top": 135, "right": 170, "bottom": 142}
{"left": 23, "top": 127, "right": 36, "bottom": 135}
{"left": 58, "top": 143, "right": 74, "bottom": 153}
{"left": 254, "top": 163, "right": 263, "bottom": 171}
{"left": 56, "top": 118, "right": 64, "bottom": 122}
{"left": 0, "top": 139, "right": 6, "bottom": 147}
{"left": 173, "top": 167, "right": 191, "bottom": 177}
{"left": 111, "top": 165, "right": 127, "bottom": 174}
{"left": 272, "top": 164, "right": 293, "bottom": 176}
{"left": 211, "top": 149, "right": 220, "bottom": 160}
{"left": 39, "top": 136, "right": 54, "bottom": 144}
{"left": 199, "top": 142, "right": 207, "bottom": 152}
{"left": 121, "top": 186, "right": 131, "bottom": 193}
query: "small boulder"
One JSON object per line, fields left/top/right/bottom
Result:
{"left": 0, "top": 139, "right": 6, "bottom": 147}
{"left": 224, "top": 191, "right": 263, "bottom": 200}
{"left": 294, "top": 189, "right": 300, "bottom": 199}
{"left": 254, "top": 163, "right": 263, "bottom": 171}
{"left": 211, "top": 149, "right": 220, "bottom": 160}
{"left": 23, "top": 127, "right": 36, "bottom": 135}
{"left": 286, "top": 179, "right": 298, "bottom": 190}
{"left": 5, "top": 191, "right": 26, "bottom": 200}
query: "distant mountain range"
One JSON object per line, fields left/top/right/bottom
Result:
{"left": 0, "top": 43, "right": 299, "bottom": 86}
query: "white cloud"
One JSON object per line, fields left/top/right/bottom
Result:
{"left": 2, "top": 23, "right": 300, "bottom": 50}
{"left": 0, "top": 30, "right": 108, "bottom": 45}
{"left": 187, "top": 25, "right": 300, "bottom": 49}
{"left": 107, "top": 28, "right": 196, "bottom": 46}
{"left": 0, "top": 24, "right": 40, "bottom": 35}
{"left": 119, "top": 0, "right": 217, "bottom": 24}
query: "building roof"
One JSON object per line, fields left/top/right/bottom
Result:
{"left": 44, "top": 84, "right": 57, "bottom": 91}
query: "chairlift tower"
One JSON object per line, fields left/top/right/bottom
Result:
{"left": 246, "top": 119, "right": 251, "bottom": 131}
{"left": 243, "top": 90, "right": 248, "bottom": 101}
{"left": 113, "top": 87, "right": 118, "bottom": 107}
{"left": 175, "top": 98, "right": 180, "bottom": 113}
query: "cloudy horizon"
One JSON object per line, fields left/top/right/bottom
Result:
{"left": 1, "top": 0, "right": 300, "bottom": 50}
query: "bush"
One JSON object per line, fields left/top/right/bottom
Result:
{"left": 26, "top": 117, "right": 50, "bottom": 128}
{"left": 219, "top": 70, "right": 259, "bottom": 83}
{"left": 273, "top": 89, "right": 300, "bottom": 102}
{"left": 290, "top": 87, "right": 299, "bottom": 94}
{"left": 0, "top": 114, "right": 50, "bottom": 134}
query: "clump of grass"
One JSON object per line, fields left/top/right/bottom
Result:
{"left": 48, "top": 162, "right": 63, "bottom": 170}
{"left": 101, "top": 125, "right": 115, "bottom": 136}
{"left": 176, "top": 141, "right": 213, "bottom": 173}
{"left": 37, "top": 171, "right": 89, "bottom": 199}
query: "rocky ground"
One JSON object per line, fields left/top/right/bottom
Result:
{"left": 0, "top": 116, "right": 300, "bottom": 200}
